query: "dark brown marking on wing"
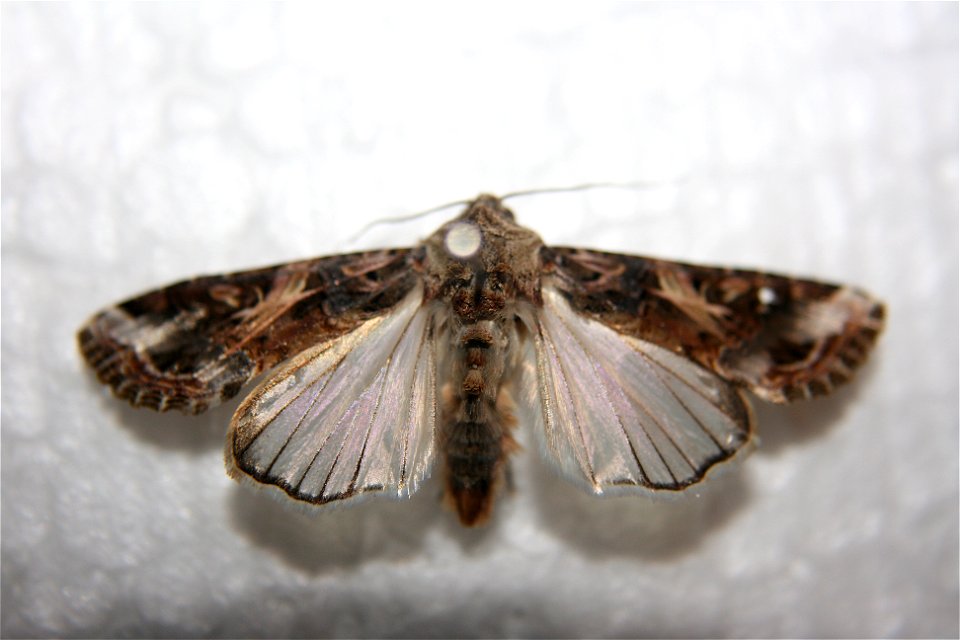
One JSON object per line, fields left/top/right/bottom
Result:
{"left": 544, "top": 247, "right": 885, "bottom": 403}
{"left": 78, "top": 249, "right": 417, "bottom": 414}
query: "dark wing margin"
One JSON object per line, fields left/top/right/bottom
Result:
{"left": 543, "top": 247, "right": 885, "bottom": 403}
{"left": 78, "top": 249, "right": 418, "bottom": 414}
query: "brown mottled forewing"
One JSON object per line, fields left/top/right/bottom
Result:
{"left": 544, "top": 247, "right": 885, "bottom": 403}
{"left": 78, "top": 249, "right": 417, "bottom": 413}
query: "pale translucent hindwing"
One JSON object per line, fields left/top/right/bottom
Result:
{"left": 526, "top": 287, "right": 754, "bottom": 494}
{"left": 228, "top": 285, "right": 437, "bottom": 503}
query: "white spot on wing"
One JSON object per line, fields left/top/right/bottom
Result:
{"left": 795, "top": 288, "right": 866, "bottom": 336}
{"left": 758, "top": 286, "right": 777, "bottom": 305}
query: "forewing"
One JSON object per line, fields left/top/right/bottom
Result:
{"left": 228, "top": 284, "right": 437, "bottom": 504}
{"left": 519, "top": 287, "right": 753, "bottom": 494}
{"left": 545, "top": 248, "right": 885, "bottom": 403}
{"left": 78, "top": 249, "right": 416, "bottom": 413}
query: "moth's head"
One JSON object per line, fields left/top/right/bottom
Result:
{"left": 461, "top": 193, "right": 516, "bottom": 223}
{"left": 420, "top": 193, "right": 545, "bottom": 311}
{"left": 426, "top": 194, "right": 541, "bottom": 263}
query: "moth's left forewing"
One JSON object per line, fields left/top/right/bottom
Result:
{"left": 544, "top": 247, "right": 885, "bottom": 404}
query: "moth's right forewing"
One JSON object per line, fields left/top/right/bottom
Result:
{"left": 227, "top": 284, "right": 438, "bottom": 505}
{"left": 78, "top": 249, "right": 417, "bottom": 414}
{"left": 520, "top": 286, "right": 754, "bottom": 495}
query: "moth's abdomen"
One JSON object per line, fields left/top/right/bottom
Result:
{"left": 440, "top": 321, "right": 517, "bottom": 526}
{"left": 444, "top": 417, "right": 508, "bottom": 525}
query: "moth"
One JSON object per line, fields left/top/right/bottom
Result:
{"left": 78, "top": 194, "right": 885, "bottom": 526}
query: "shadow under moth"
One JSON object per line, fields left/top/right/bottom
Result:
{"left": 78, "top": 194, "right": 885, "bottom": 525}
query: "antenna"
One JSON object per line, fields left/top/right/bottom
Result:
{"left": 501, "top": 179, "right": 683, "bottom": 202}
{"left": 344, "top": 180, "right": 687, "bottom": 245}
{"left": 343, "top": 197, "right": 472, "bottom": 246}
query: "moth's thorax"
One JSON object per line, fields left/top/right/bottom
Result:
{"left": 421, "top": 195, "right": 544, "bottom": 322}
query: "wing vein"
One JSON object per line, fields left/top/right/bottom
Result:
{"left": 547, "top": 303, "right": 649, "bottom": 484}
{"left": 620, "top": 383, "right": 683, "bottom": 484}
{"left": 617, "top": 376, "right": 699, "bottom": 478}
{"left": 636, "top": 351, "right": 726, "bottom": 451}
{"left": 637, "top": 348, "right": 743, "bottom": 425}
{"left": 264, "top": 349, "right": 349, "bottom": 476}
{"left": 539, "top": 317, "right": 598, "bottom": 485}
{"left": 637, "top": 348, "right": 747, "bottom": 453}
{"left": 347, "top": 309, "right": 423, "bottom": 493}
{"left": 399, "top": 318, "right": 434, "bottom": 487}
{"left": 312, "top": 305, "right": 422, "bottom": 497}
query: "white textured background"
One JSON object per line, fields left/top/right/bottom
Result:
{"left": 2, "top": 3, "right": 957, "bottom": 638}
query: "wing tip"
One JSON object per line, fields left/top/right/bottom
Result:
{"left": 759, "top": 293, "right": 885, "bottom": 404}
{"left": 77, "top": 311, "right": 234, "bottom": 415}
